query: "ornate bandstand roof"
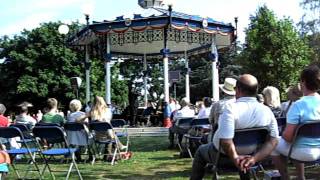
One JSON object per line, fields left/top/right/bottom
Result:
{"left": 69, "top": 8, "right": 235, "bottom": 58}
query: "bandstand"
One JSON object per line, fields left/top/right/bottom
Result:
{"left": 69, "top": 5, "right": 235, "bottom": 105}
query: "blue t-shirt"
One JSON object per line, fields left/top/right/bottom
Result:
{"left": 287, "top": 94, "right": 320, "bottom": 148}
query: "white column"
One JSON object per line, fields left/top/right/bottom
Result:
{"left": 163, "top": 56, "right": 169, "bottom": 102}
{"left": 143, "top": 53, "right": 148, "bottom": 106}
{"left": 85, "top": 44, "right": 90, "bottom": 104}
{"left": 105, "top": 35, "right": 111, "bottom": 104}
{"left": 185, "top": 50, "right": 190, "bottom": 102}
{"left": 211, "top": 36, "right": 219, "bottom": 102}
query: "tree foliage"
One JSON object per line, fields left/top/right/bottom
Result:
{"left": 238, "top": 6, "right": 312, "bottom": 98}
{"left": 299, "top": 0, "right": 320, "bottom": 61}
{"left": 0, "top": 22, "right": 82, "bottom": 110}
{"left": 0, "top": 22, "right": 128, "bottom": 112}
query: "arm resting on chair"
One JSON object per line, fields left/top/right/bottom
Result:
{"left": 240, "top": 137, "right": 278, "bottom": 170}
{"left": 221, "top": 139, "right": 246, "bottom": 169}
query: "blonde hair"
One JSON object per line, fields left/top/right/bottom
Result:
{"left": 262, "top": 86, "right": 281, "bottom": 108}
{"left": 90, "top": 96, "right": 111, "bottom": 122}
{"left": 69, "top": 99, "right": 82, "bottom": 112}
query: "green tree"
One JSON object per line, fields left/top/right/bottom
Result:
{"left": 299, "top": 0, "right": 320, "bottom": 61}
{"left": 239, "top": 6, "right": 312, "bottom": 98}
{"left": 0, "top": 22, "right": 82, "bottom": 110}
{"left": 0, "top": 22, "right": 128, "bottom": 112}
{"left": 89, "top": 58, "right": 128, "bottom": 108}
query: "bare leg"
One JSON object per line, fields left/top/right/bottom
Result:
{"left": 272, "top": 155, "right": 290, "bottom": 180}
{"left": 293, "top": 161, "right": 305, "bottom": 180}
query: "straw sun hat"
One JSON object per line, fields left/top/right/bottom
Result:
{"left": 219, "top": 78, "right": 237, "bottom": 95}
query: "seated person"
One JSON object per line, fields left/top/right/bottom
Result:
{"left": 41, "top": 98, "right": 65, "bottom": 126}
{"left": 67, "top": 99, "right": 89, "bottom": 145}
{"left": 197, "top": 97, "right": 212, "bottom": 119}
{"left": 66, "top": 99, "right": 90, "bottom": 161}
{"left": 0, "top": 104, "right": 8, "bottom": 127}
{"left": 88, "top": 96, "right": 126, "bottom": 153}
{"left": 262, "top": 86, "right": 282, "bottom": 118}
{"left": 271, "top": 65, "right": 320, "bottom": 180}
{"left": 168, "top": 97, "right": 195, "bottom": 148}
{"left": 15, "top": 105, "right": 37, "bottom": 128}
{"left": 209, "top": 77, "right": 237, "bottom": 125}
{"left": 280, "top": 84, "right": 303, "bottom": 117}
{"left": 190, "top": 74, "right": 279, "bottom": 180}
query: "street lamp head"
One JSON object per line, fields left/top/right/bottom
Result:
{"left": 81, "top": 3, "right": 94, "bottom": 16}
{"left": 163, "top": 0, "right": 174, "bottom": 7}
{"left": 58, "top": 24, "right": 69, "bottom": 35}
{"left": 81, "top": 3, "right": 94, "bottom": 25}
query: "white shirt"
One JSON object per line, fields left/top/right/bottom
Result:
{"left": 173, "top": 106, "right": 195, "bottom": 121}
{"left": 213, "top": 97, "right": 279, "bottom": 152}
{"left": 15, "top": 114, "right": 36, "bottom": 126}
{"left": 197, "top": 107, "right": 211, "bottom": 119}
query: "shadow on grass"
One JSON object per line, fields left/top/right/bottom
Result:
{"left": 148, "top": 156, "right": 180, "bottom": 161}
{"left": 95, "top": 169, "right": 192, "bottom": 180}
{"left": 130, "top": 136, "right": 169, "bottom": 152}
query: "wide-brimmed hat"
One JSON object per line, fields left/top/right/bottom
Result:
{"left": 219, "top": 78, "right": 237, "bottom": 95}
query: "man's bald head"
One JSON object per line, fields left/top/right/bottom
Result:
{"left": 236, "top": 74, "right": 258, "bottom": 97}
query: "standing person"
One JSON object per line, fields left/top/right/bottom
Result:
{"left": 89, "top": 96, "right": 126, "bottom": 157}
{"left": 262, "top": 86, "right": 282, "bottom": 118}
{"left": 190, "top": 74, "right": 279, "bottom": 180}
{"left": 41, "top": 98, "right": 65, "bottom": 126}
{"left": 169, "top": 98, "right": 178, "bottom": 114}
{"left": 209, "top": 77, "right": 237, "bottom": 125}
{"left": 162, "top": 101, "right": 172, "bottom": 128}
{"left": 271, "top": 65, "right": 320, "bottom": 180}
{"left": 197, "top": 97, "right": 212, "bottom": 119}
{"left": 0, "top": 104, "right": 8, "bottom": 127}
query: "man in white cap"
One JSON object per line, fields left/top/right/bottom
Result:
{"left": 209, "top": 77, "right": 237, "bottom": 125}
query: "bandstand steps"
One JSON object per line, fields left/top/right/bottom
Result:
{"left": 114, "top": 127, "right": 169, "bottom": 136}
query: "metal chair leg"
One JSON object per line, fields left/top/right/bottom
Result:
{"left": 111, "top": 147, "right": 118, "bottom": 165}
{"left": 73, "top": 158, "right": 83, "bottom": 180}
{"left": 186, "top": 138, "right": 193, "bottom": 160}
{"left": 66, "top": 162, "right": 74, "bottom": 180}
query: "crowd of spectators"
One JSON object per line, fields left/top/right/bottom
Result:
{"left": 1, "top": 64, "right": 320, "bottom": 179}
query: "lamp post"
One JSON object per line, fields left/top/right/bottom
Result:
{"left": 83, "top": 7, "right": 92, "bottom": 105}
{"left": 234, "top": 17, "right": 238, "bottom": 52}
{"left": 211, "top": 35, "right": 219, "bottom": 102}
{"left": 161, "top": 3, "right": 172, "bottom": 103}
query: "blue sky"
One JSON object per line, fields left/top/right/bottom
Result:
{"left": 0, "top": 0, "right": 304, "bottom": 42}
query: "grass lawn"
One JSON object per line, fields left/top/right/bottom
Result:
{"left": 5, "top": 136, "right": 320, "bottom": 179}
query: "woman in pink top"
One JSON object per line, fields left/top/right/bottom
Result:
{"left": 0, "top": 104, "right": 8, "bottom": 127}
